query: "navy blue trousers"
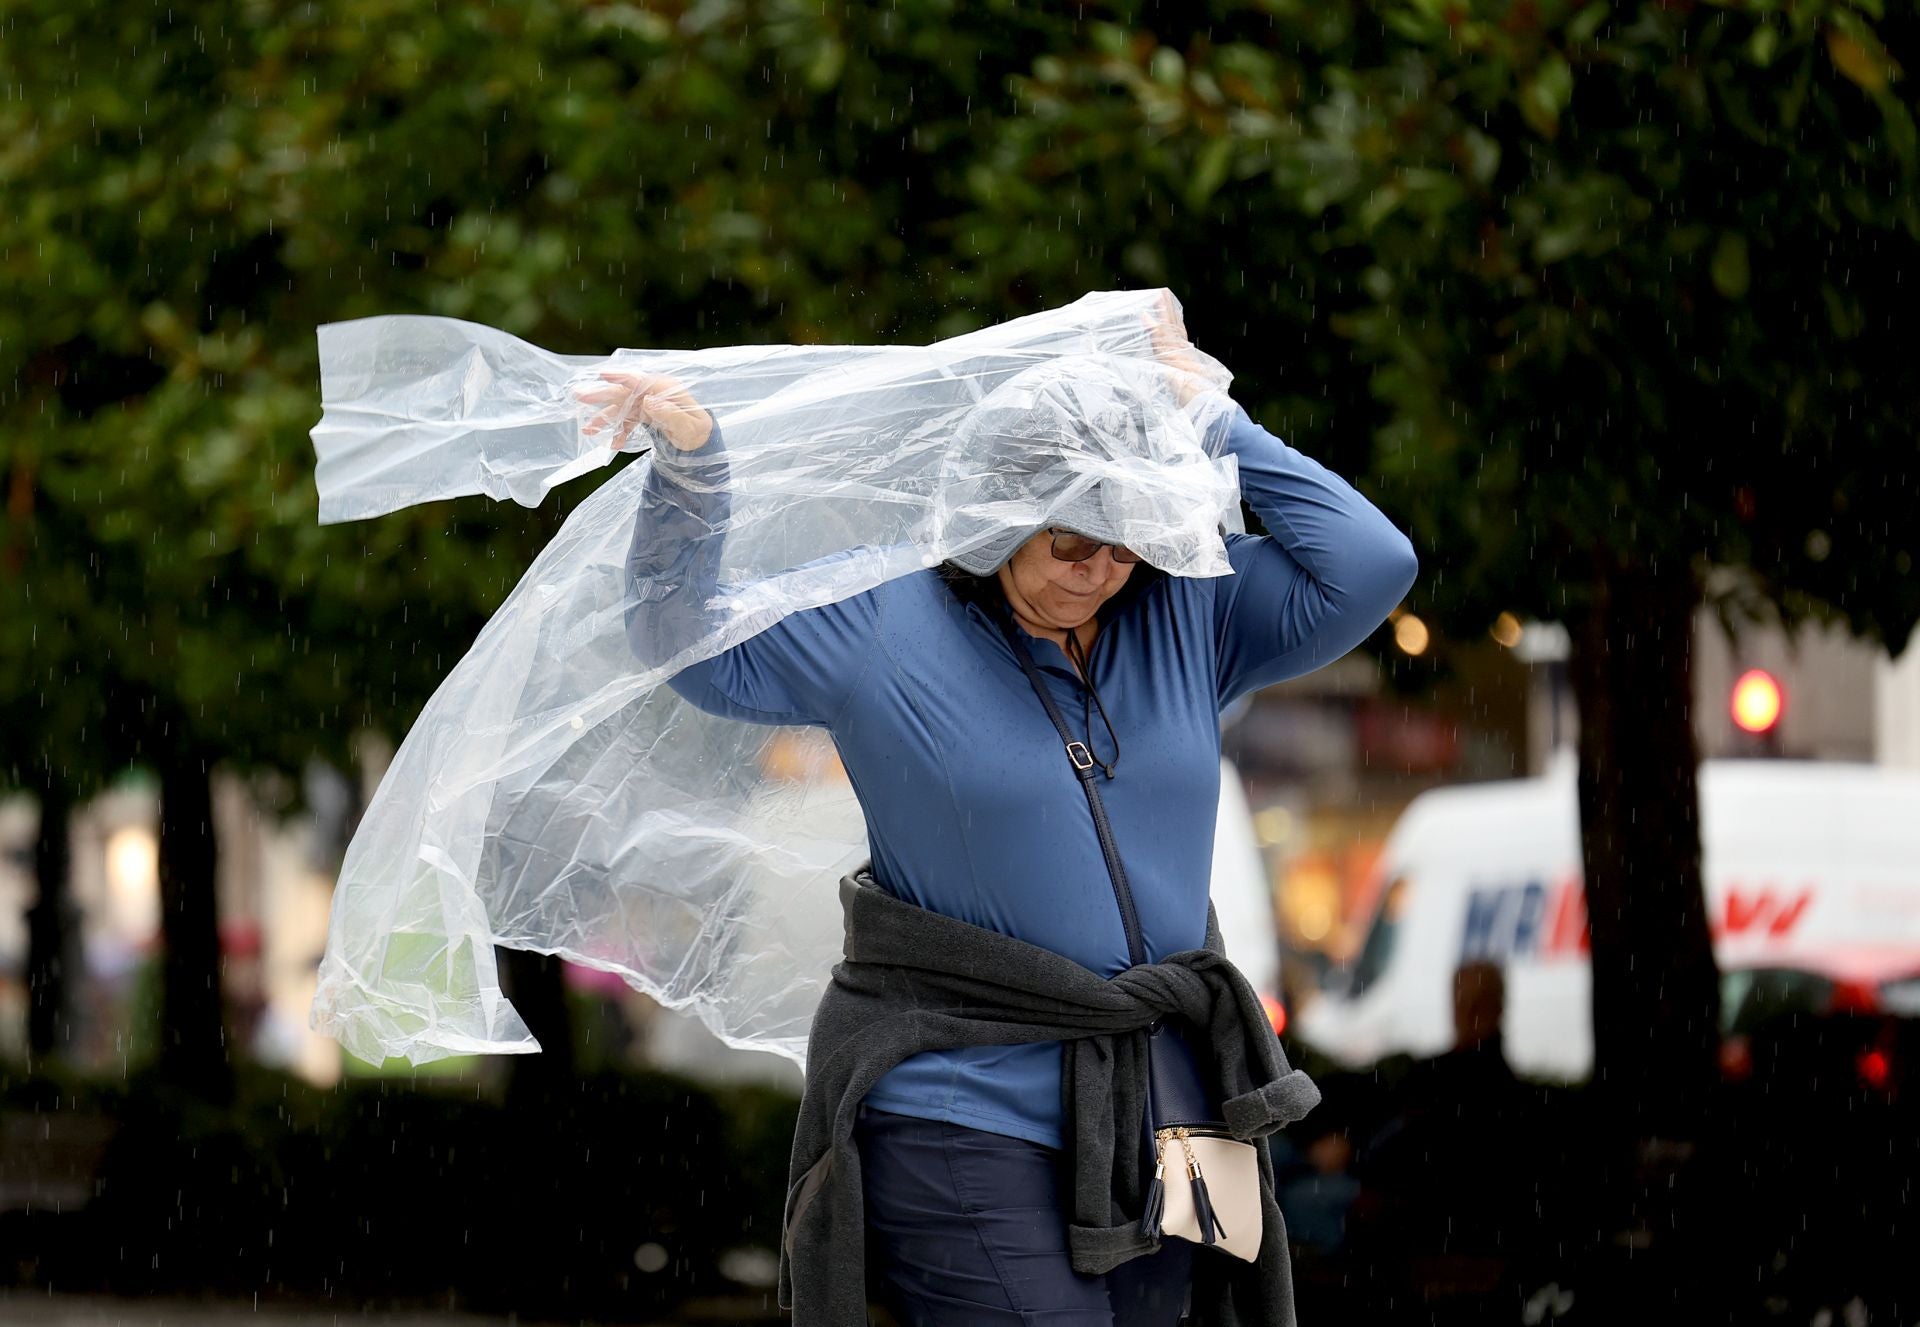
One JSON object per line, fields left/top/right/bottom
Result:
{"left": 855, "top": 1106, "right": 1194, "bottom": 1326}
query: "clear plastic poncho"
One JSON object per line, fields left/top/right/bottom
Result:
{"left": 308, "top": 289, "right": 1243, "bottom": 1067}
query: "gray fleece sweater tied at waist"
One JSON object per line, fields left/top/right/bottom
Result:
{"left": 779, "top": 869, "right": 1322, "bottom": 1326}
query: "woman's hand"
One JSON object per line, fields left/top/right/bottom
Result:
{"left": 1141, "top": 292, "right": 1219, "bottom": 408}
{"left": 575, "top": 369, "right": 714, "bottom": 452}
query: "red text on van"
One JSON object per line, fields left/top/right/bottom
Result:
{"left": 1716, "top": 884, "right": 1813, "bottom": 939}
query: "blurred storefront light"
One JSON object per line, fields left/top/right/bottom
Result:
{"left": 1281, "top": 855, "right": 1343, "bottom": 949}
{"left": 1295, "top": 895, "right": 1334, "bottom": 944}
{"left": 104, "top": 826, "right": 160, "bottom": 944}
{"left": 1490, "top": 611, "right": 1523, "bottom": 648}
{"left": 1513, "top": 620, "right": 1571, "bottom": 664}
{"left": 1251, "top": 805, "right": 1293, "bottom": 847}
{"left": 1393, "top": 613, "right": 1430, "bottom": 657}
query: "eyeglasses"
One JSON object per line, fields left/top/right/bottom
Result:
{"left": 1049, "top": 530, "right": 1142, "bottom": 564}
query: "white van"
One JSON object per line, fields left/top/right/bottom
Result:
{"left": 1296, "top": 759, "right": 1920, "bottom": 1080}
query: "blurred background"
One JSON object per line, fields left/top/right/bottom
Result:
{"left": 2, "top": 1, "right": 1916, "bottom": 1323}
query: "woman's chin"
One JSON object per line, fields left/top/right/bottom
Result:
{"left": 1045, "top": 601, "right": 1099, "bottom": 630}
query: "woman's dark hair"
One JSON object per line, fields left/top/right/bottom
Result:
{"left": 936, "top": 561, "right": 1003, "bottom": 610}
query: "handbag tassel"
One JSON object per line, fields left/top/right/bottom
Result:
{"left": 1138, "top": 1158, "right": 1167, "bottom": 1238}
{"left": 1188, "top": 1167, "right": 1228, "bottom": 1245}
{"left": 1172, "top": 1129, "right": 1229, "bottom": 1245}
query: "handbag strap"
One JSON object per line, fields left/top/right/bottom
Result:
{"left": 997, "top": 618, "right": 1148, "bottom": 970}
{"left": 999, "top": 615, "right": 1210, "bottom": 1175}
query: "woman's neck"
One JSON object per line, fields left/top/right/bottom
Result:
{"left": 1008, "top": 609, "right": 1097, "bottom": 668}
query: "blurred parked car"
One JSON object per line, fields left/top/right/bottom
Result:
{"left": 1719, "top": 945, "right": 1920, "bottom": 1098}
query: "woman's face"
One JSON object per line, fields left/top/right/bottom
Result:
{"left": 995, "top": 530, "right": 1136, "bottom": 635}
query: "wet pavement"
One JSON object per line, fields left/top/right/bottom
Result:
{"left": 0, "top": 1296, "right": 534, "bottom": 1326}
{"left": 0, "top": 1294, "right": 785, "bottom": 1326}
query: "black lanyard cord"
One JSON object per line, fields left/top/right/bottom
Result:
{"left": 1064, "top": 626, "right": 1122, "bottom": 780}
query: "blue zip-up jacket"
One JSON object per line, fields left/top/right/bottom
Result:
{"left": 627, "top": 402, "right": 1416, "bottom": 1148}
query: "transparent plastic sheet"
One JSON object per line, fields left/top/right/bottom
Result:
{"left": 307, "top": 289, "right": 1245, "bottom": 1066}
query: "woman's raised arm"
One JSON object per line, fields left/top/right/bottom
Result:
{"left": 1208, "top": 406, "right": 1419, "bottom": 702}
{"left": 597, "top": 372, "right": 872, "bottom": 727}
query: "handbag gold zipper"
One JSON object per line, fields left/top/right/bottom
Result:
{"left": 1153, "top": 1125, "right": 1200, "bottom": 1175}
{"left": 1149, "top": 1126, "right": 1229, "bottom": 1244}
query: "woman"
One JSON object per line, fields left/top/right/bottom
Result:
{"left": 586, "top": 309, "right": 1416, "bottom": 1325}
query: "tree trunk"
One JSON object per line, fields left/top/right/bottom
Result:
{"left": 157, "top": 746, "right": 232, "bottom": 1100}
{"left": 1567, "top": 554, "right": 1720, "bottom": 1137}
{"left": 25, "top": 778, "right": 77, "bottom": 1065}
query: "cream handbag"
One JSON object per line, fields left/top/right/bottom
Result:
{"left": 1148, "top": 1125, "right": 1263, "bottom": 1263}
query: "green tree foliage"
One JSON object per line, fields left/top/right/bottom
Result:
{"left": 965, "top": 0, "right": 1918, "bottom": 1132}
{"left": 0, "top": 0, "right": 1059, "bottom": 1082}
{"left": 969, "top": 0, "right": 1917, "bottom": 637}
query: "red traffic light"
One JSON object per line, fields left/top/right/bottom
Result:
{"left": 1731, "top": 669, "right": 1784, "bottom": 735}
